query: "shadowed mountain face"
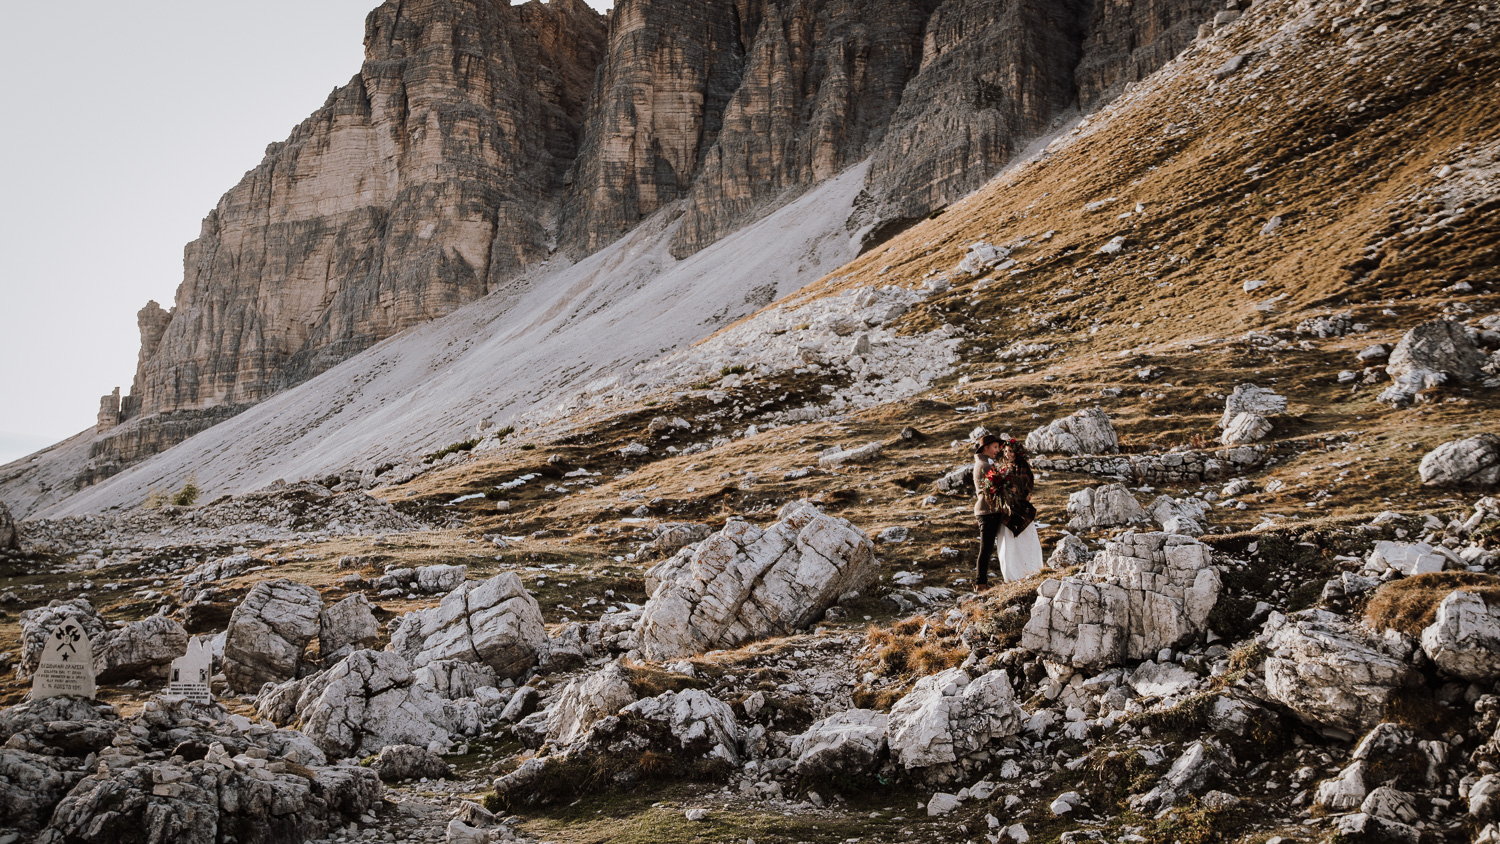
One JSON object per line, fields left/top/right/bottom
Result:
{"left": 59, "top": 0, "right": 1218, "bottom": 495}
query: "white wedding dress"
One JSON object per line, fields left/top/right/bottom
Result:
{"left": 998, "top": 521, "right": 1043, "bottom": 581}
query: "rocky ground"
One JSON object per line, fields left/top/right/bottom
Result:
{"left": 2, "top": 0, "right": 1499, "bottom": 842}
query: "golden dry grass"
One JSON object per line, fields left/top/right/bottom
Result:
{"left": 1364, "top": 572, "right": 1500, "bottom": 636}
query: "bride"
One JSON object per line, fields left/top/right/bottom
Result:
{"left": 973, "top": 435, "right": 1043, "bottom": 586}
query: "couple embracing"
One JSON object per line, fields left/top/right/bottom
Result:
{"left": 972, "top": 434, "right": 1042, "bottom": 590}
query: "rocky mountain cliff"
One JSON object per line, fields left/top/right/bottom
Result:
{"left": 29, "top": 0, "right": 1219, "bottom": 507}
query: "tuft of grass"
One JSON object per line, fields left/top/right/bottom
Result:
{"left": 621, "top": 660, "right": 710, "bottom": 698}
{"left": 1145, "top": 796, "right": 1245, "bottom": 844}
{"left": 423, "top": 438, "right": 480, "bottom": 464}
{"left": 861, "top": 614, "right": 968, "bottom": 683}
{"left": 1364, "top": 571, "right": 1500, "bottom": 636}
{"left": 493, "top": 713, "right": 733, "bottom": 810}
{"left": 169, "top": 475, "right": 201, "bottom": 507}
{"left": 719, "top": 364, "right": 747, "bottom": 376}
{"left": 1130, "top": 693, "right": 1217, "bottom": 739}
{"left": 1227, "top": 641, "right": 1269, "bottom": 674}
{"left": 1084, "top": 748, "right": 1152, "bottom": 808}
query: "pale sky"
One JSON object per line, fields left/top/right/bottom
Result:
{"left": 0, "top": 0, "right": 611, "bottom": 465}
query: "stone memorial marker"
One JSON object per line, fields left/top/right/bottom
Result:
{"left": 168, "top": 636, "right": 213, "bottom": 703}
{"left": 31, "top": 618, "right": 96, "bottom": 699}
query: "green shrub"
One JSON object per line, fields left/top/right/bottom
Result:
{"left": 423, "top": 438, "right": 480, "bottom": 463}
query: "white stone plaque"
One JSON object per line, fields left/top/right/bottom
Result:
{"left": 31, "top": 618, "right": 96, "bottom": 699}
{"left": 168, "top": 636, "right": 213, "bottom": 703}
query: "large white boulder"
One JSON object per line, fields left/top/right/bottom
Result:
{"left": 223, "top": 579, "right": 323, "bottom": 693}
{"left": 1022, "top": 532, "right": 1220, "bottom": 669}
{"left": 293, "top": 650, "right": 456, "bottom": 759}
{"left": 93, "top": 615, "right": 189, "bottom": 683}
{"left": 620, "top": 689, "right": 740, "bottom": 764}
{"left": 1066, "top": 484, "right": 1147, "bottom": 531}
{"left": 1217, "top": 384, "right": 1287, "bottom": 429}
{"left": 789, "top": 709, "right": 889, "bottom": 777}
{"left": 1025, "top": 408, "right": 1119, "bottom": 455}
{"left": 1260, "top": 611, "right": 1419, "bottom": 734}
{"left": 1147, "top": 495, "right": 1210, "bottom": 537}
{"left": 1419, "top": 435, "right": 1500, "bottom": 488}
{"left": 886, "top": 668, "right": 1025, "bottom": 769}
{"left": 545, "top": 661, "right": 639, "bottom": 746}
{"left": 1387, "top": 319, "right": 1488, "bottom": 383}
{"left": 635, "top": 501, "right": 877, "bottom": 659}
{"left": 1220, "top": 412, "right": 1272, "bottom": 446}
{"left": 319, "top": 594, "right": 381, "bottom": 664}
{"left": 1420, "top": 590, "right": 1500, "bottom": 681}
{"left": 1369, "top": 541, "right": 1446, "bottom": 576}
{"left": 413, "top": 660, "right": 498, "bottom": 700}
{"left": 388, "top": 572, "right": 548, "bottom": 680}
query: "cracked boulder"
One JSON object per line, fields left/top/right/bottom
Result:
{"left": 93, "top": 615, "right": 189, "bottom": 684}
{"left": 223, "top": 579, "right": 322, "bottom": 693}
{"left": 388, "top": 572, "right": 548, "bottom": 680}
{"left": 1025, "top": 407, "right": 1119, "bottom": 455}
{"left": 1419, "top": 434, "right": 1500, "bottom": 488}
{"left": 1260, "top": 611, "right": 1420, "bottom": 735}
{"left": 275, "top": 649, "right": 458, "bottom": 759}
{"left": 1420, "top": 589, "right": 1500, "bottom": 681}
{"left": 887, "top": 668, "right": 1025, "bottom": 770}
{"left": 1220, "top": 412, "right": 1272, "bottom": 446}
{"left": 1388, "top": 319, "right": 1488, "bottom": 383}
{"left": 369, "top": 744, "right": 453, "bottom": 782}
{"left": 1217, "top": 384, "right": 1287, "bottom": 429}
{"left": 319, "top": 594, "right": 381, "bottom": 665}
{"left": 1066, "top": 484, "right": 1147, "bottom": 531}
{"left": 1022, "top": 532, "right": 1220, "bottom": 669}
{"left": 790, "top": 709, "right": 889, "bottom": 778}
{"left": 413, "top": 659, "right": 498, "bottom": 700}
{"left": 545, "top": 661, "right": 639, "bottom": 746}
{"left": 635, "top": 500, "right": 877, "bottom": 660}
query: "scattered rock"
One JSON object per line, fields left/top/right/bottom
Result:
{"left": 223, "top": 579, "right": 322, "bottom": 693}
{"left": 388, "top": 572, "right": 549, "bottom": 680}
{"left": 789, "top": 709, "right": 889, "bottom": 778}
{"left": 1420, "top": 590, "right": 1500, "bottom": 681}
{"left": 1369, "top": 540, "right": 1446, "bottom": 576}
{"left": 1419, "top": 435, "right": 1500, "bottom": 488}
{"left": 1022, "top": 532, "right": 1220, "bottom": 669}
{"left": 0, "top": 501, "right": 21, "bottom": 552}
{"left": 1217, "top": 384, "right": 1287, "bottom": 429}
{"left": 819, "top": 441, "right": 884, "bottom": 467}
{"left": 636, "top": 501, "right": 877, "bottom": 659}
{"left": 319, "top": 594, "right": 381, "bottom": 665}
{"left": 1066, "top": 484, "right": 1147, "bottom": 531}
{"left": 545, "top": 661, "right": 638, "bottom": 745}
{"left": 370, "top": 743, "right": 453, "bottom": 782}
{"left": 1260, "top": 611, "right": 1420, "bottom": 735}
{"left": 1387, "top": 319, "right": 1488, "bottom": 383}
{"left": 1025, "top": 408, "right": 1119, "bottom": 455}
{"left": 414, "top": 659, "right": 498, "bottom": 700}
{"left": 93, "top": 615, "right": 189, "bottom": 684}
{"left": 1220, "top": 412, "right": 1272, "bottom": 446}
{"left": 887, "top": 668, "right": 1025, "bottom": 769}
{"left": 291, "top": 650, "right": 456, "bottom": 759}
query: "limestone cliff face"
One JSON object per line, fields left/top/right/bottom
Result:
{"left": 561, "top": 0, "right": 940, "bottom": 259}
{"left": 667, "top": 0, "right": 941, "bottom": 258}
{"left": 1075, "top": 0, "right": 1221, "bottom": 112}
{"left": 863, "top": 0, "right": 1091, "bottom": 223}
{"left": 83, "top": 0, "right": 1226, "bottom": 490}
{"left": 132, "top": 0, "right": 606, "bottom": 419}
